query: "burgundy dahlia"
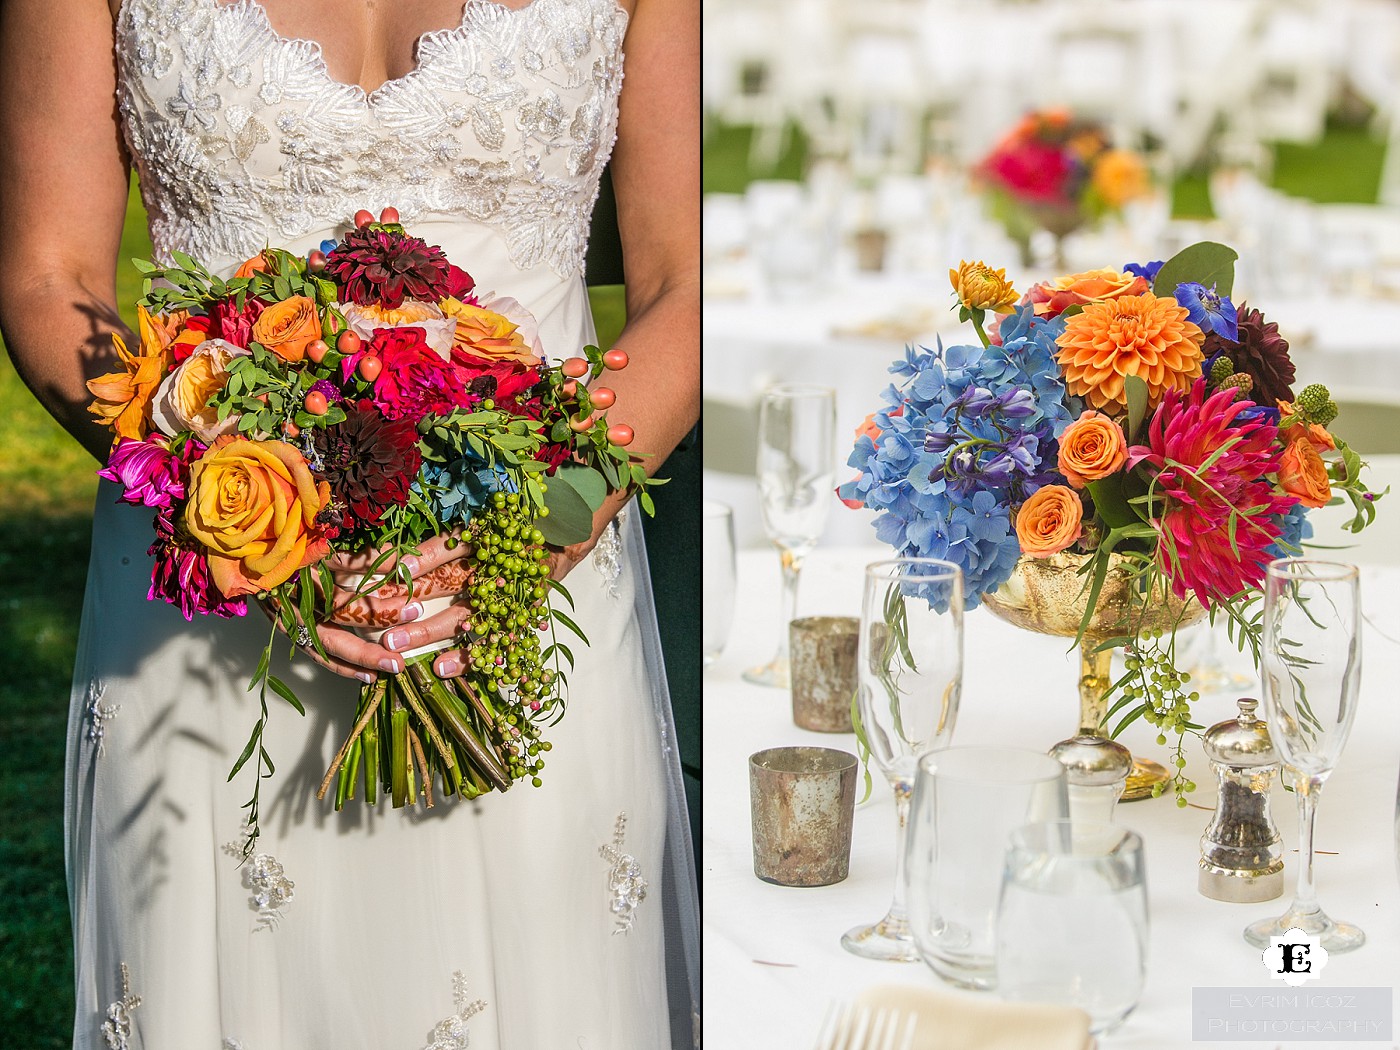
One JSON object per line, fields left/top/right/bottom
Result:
{"left": 311, "top": 399, "right": 423, "bottom": 531}
{"left": 148, "top": 507, "right": 246, "bottom": 620}
{"left": 1201, "top": 302, "right": 1295, "bottom": 406}
{"left": 325, "top": 227, "right": 451, "bottom": 309}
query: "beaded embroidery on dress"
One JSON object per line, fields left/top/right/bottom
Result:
{"left": 67, "top": 0, "right": 699, "bottom": 1047}
{"left": 114, "top": 0, "right": 627, "bottom": 275}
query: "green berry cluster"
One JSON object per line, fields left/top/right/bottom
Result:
{"left": 1209, "top": 355, "right": 1236, "bottom": 385}
{"left": 1295, "top": 383, "right": 1338, "bottom": 426}
{"left": 1123, "top": 631, "right": 1201, "bottom": 805}
{"left": 465, "top": 489, "right": 558, "bottom": 787}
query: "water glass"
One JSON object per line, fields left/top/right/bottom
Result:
{"left": 904, "top": 747, "right": 1067, "bottom": 987}
{"left": 702, "top": 500, "right": 737, "bottom": 667}
{"left": 997, "top": 820, "right": 1149, "bottom": 1034}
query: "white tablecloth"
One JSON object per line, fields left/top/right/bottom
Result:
{"left": 703, "top": 547, "right": 1400, "bottom": 1049}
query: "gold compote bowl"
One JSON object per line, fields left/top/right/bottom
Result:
{"left": 982, "top": 552, "right": 1207, "bottom": 800}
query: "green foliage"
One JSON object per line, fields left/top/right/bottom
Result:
{"left": 1152, "top": 241, "right": 1239, "bottom": 298}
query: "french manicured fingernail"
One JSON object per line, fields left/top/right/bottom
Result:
{"left": 401, "top": 556, "right": 420, "bottom": 576}
{"left": 384, "top": 629, "right": 409, "bottom": 651}
{"left": 379, "top": 656, "right": 402, "bottom": 672}
{"left": 355, "top": 672, "right": 375, "bottom": 684}
{"left": 436, "top": 656, "right": 462, "bottom": 676}
{"left": 399, "top": 602, "right": 423, "bottom": 624}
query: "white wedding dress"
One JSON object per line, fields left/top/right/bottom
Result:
{"left": 65, "top": 1, "right": 699, "bottom": 1047}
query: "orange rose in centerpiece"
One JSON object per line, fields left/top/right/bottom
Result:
{"left": 1057, "top": 410, "right": 1128, "bottom": 488}
{"left": 185, "top": 436, "right": 333, "bottom": 596}
{"left": 1027, "top": 268, "right": 1149, "bottom": 318}
{"left": 250, "top": 295, "right": 321, "bottom": 363}
{"left": 1015, "top": 484, "right": 1084, "bottom": 557}
{"left": 1277, "top": 438, "right": 1332, "bottom": 509}
{"left": 441, "top": 296, "right": 542, "bottom": 367}
{"left": 1056, "top": 291, "right": 1205, "bottom": 413}
{"left": 1091, "top": 150, "right": 1150, "bottom": 209}
{"left": 1276, "top": 400, "right": 1336, "bottom": 454}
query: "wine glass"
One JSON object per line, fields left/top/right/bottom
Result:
{"left": 742, "top": 385, "right": 836, "bottom": 688}
{"left": 842, "top": 558, "right": 963, "bottom": 961}
{"left": 1244, "top": 559, "right": 1364, "bottom": 952}
{"left": 703, "top": 500, "right": 737, "bottom": 668}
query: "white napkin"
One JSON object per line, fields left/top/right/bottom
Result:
{"left": 854, "top": 984, "right": 1094, "bottom": 1050}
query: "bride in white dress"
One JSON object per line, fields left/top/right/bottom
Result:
{"left": 0, "top": 0, "right": 699, "bottom": 1046}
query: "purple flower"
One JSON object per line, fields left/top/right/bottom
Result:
{"left": 1236, "top": 403, "right": 1281, "bottom": 427}
{"left": 1174, "top": 282, "right": 1238, "bottom": 342}
{"left": 147, "top": 508, "right": 246, "bottom": 620}
{"left": 99, "top": 437, "right": 187, "bottom": 509}
{"left": 1124, "top": 260, "right": 1164, "bottom": 282}
{"left": 309, "top": 379, "right": 339, "bottom": 401}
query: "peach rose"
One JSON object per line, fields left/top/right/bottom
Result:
{"left": 341, "top": 300, "right": 458, "bottom": 359}
{"left": 440, "top": 295, "right": 543, "bottom": 367}
{"left": 1027, "top": 268, "right": 1149, "bottom": 318}
{"left": 250, "top": 295, "right": 322, "bottom": 363}
{"left": 1015, "top": 484, "right": 1084, "bottom": 557}
{"left": 1276, "top": 400, "right": 1336, "bottom": 454}
{"left": 150, "top": 338, "right": 250, "bottom": 442}
{"left": 1277, "top": 438, "right": 1332, "bottom": 509}
{"left": 185, "top": 436, "right": 332, "bottom": 597}
{"left": 86, "top": 305, "right": 183, "bottom": 442}
{"left": 1057, "top": 410, "right": 1128, "bottom": 488}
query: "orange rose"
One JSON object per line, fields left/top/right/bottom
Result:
{"left": 86, "top": 305, "right": 184, "bottom": 442}
{"left": 1027, "top": 268, "right": 1149, "bottom": 318}
{"left": 1277, "top": 438, "right": 1332, "bottom": 509}
{"left": 1091, "top": 149, "right": 1149, "bottom": 209}
{"left": 185, "top": 437, "right": 332, "bottom": 597}
{"left": 1057, "top": 410, "right": 1128, "bottom": 488}
{"left": 1015, "top": 485, "right": 1084, "bottom": 557}
{"left": 440, "top": 296, "right": 542, "bottom": 367}
{"left": 250, "top": 296, "right": 321, "bottom": 363}
{"left": 234, "top": 251, "right": 273, "bottom": 279}
{"left": 1276, "top": 400, "right": 1336, "bottom": 454}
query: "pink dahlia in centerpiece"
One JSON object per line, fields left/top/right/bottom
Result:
{"left": 1128, "top": 379, "right": 1296, "bottom": 604}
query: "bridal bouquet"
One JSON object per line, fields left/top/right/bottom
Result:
{"left": 87, "top": 208, "right": 658, "bottom": 851}
{"left": 976, "top": 108, "right": 1149, "bottom": 257}
{"left": 838, "top": 244, "right": 1382, "bottom": 795}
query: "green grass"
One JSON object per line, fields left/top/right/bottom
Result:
{"left": 0, "top": 181, "right": 626, "bottom": 1047}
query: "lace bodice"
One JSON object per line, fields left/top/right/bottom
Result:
{"left": 114, "top": 0, "right": 628, "bottom": 277}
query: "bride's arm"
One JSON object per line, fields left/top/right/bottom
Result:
{"left": 0, "top": 0, "right": 136, "bottom": 464}
{"left": 544, "top": 0, "right": 701, "bottom": 578}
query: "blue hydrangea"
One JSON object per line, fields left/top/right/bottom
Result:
{"left": 1266, "top": 502, "right": 1313, "bottom": 560}
{"left": 837, "top": 304, "right": 1074, "bottom": 609}
{"left": 414, "top": 453, "right": 517, "bottom": 529}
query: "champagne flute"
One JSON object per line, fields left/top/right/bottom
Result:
{"left": 742, "top": 385, "right": 836, "bottom": 688}
{"left": 842, "top": 558, "right": 963, "bottom": 962}
{"left": 1244, "top": 559, "right": 1364, "bottom": 952}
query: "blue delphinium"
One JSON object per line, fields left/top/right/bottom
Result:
{"left": 1124, "top": 260, "right": 1164, "bottom": 282}
{"left": 415, "top": 453, "right": 517, "bottom": 529}
{"left": 1174, "top": 282, "right": 1239, "bottom": 342}
{"left": 1266, "top": 501, "right": 1313, "bottom": 560}
{"left": 837, "top": 303, "right": 1074, "bottom": 610}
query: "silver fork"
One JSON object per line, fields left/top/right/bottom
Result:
{"left": 812, "top": 1002, "right": 918, "bottom": 1050}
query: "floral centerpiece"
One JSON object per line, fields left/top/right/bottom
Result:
{"left": 87, "top": 208, "right": 658, "bottom": 851}
{"left": 976, "top": 109, "right": 1150, "bottom": 264}
{"left": 838, "top": 244, "right": 1381, "bottom": 800}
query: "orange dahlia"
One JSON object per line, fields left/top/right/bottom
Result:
{"left": 1055, "top": 292, "right": 1204, "bottom": 413}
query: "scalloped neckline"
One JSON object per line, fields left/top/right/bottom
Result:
{"left": 217, "top": 0, "right": 526, "bottom": 101}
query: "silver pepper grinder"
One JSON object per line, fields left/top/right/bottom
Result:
{"left": 1198, "top": 698, "right": 1284, "bottom": 902}
{"left": 1048, "top": 735, "right": 1132, "bottom": 823}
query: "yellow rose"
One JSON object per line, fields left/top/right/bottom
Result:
{"left": 1057, "top": 410, "right": 1129, "bottom": 488}
{"left": 250, "top": 295, "right": 322, "bottom": 363}
{"left": 1015, "top": 485, "right": 1084, "bottom": 558}
{"left": 185, "top": 437, "right": 332, "bottom": 597}
{"left": 86, "top": 305, "right": 184, "bottom": 443}
{"left": 440, "top": 296, "right": 542, "bottom": 366}
{"left": 150, "top": 338, "right": 249, "bottom": 442}
{"left": 948, "top": 260, "right": 1019, "bottom": 314}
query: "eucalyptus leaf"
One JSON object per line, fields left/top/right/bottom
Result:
{"left": 538, "top": 477, "right": 594, "bottom": 546}
{"left": 1151, "top": 241, "right": 1238, "bottom": 298}
{"left": 555, "top": 464, "right": 607, "bottom": 511}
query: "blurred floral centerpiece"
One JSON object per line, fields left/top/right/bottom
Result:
{"left": 975, "top": 108, "right": 1150, "bottom": 264}
{"left": 838, "top": 246, "right": 1381, "bottom": 798}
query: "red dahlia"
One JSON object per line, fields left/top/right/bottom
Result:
{"left": 311, "top": 399, "right": 423, "bottom": 531}
{"left": 325, "top": 226, "right": 452, "bottom": 309}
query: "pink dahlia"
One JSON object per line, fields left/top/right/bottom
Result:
{"left": 99, "top": 436, "right": 188, "bottom": 509}
{"left": 1128, "top": 379, "right": 1297, "bottom": 605}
